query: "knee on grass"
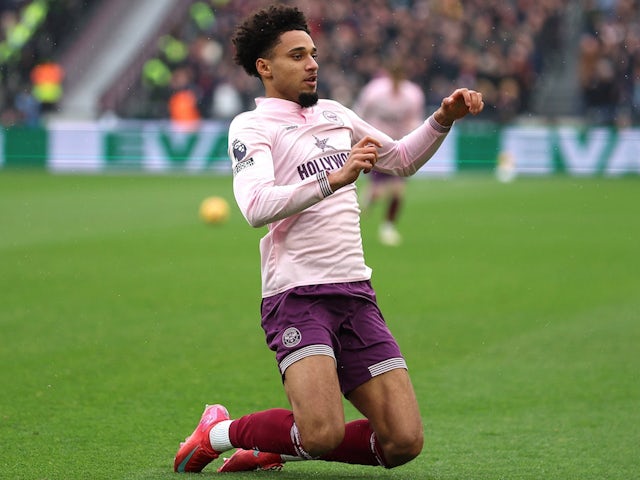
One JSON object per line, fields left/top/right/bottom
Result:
{"left": 381, "top": 430, "right": 424, "bottom": 468}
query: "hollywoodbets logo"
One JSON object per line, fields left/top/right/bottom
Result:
{"left": 296, "top": 151, "right": 349, "bottom": 180}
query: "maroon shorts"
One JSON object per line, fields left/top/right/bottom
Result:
{"left": 370, "top": 170, "right": 406, "bottom": 184}
{"left": 260, "top": 280, "right": 407, "bottom": 395}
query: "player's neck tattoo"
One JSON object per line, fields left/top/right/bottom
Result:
{"left": 298, "top": 92, "right": 319, "bottom": 108}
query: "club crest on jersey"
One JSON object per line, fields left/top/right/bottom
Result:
{"left": 282, "top": 327, "right": 302, "bottom": 348}
{"left": 314, "top": 135, "right": 337, "bottom": 152}
{"left": 323, "top": 110, "right": 344, "bottom": 126}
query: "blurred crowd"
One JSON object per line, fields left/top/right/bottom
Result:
{"left": 2, "top": 0, "right": 640, "bottom": 126}
{"left": 579, "top": 0, "right": 640, "bottom": 126}
{"left": 0, "top": 0, "right": 99, "bottom": 125}
{"left": 135, "top": 0, "right": 567, "bottom": 123}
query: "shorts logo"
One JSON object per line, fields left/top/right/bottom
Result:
{"left": 282, "top": 327, "right": 302, "bottom": 348}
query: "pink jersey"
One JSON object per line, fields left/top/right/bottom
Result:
{"left": 229, "top": 97, "right": 450, "bottom": 297}
{"left": 353, "top": 76, "right": 425, "bottom": 140}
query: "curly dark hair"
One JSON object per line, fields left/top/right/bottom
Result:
{"left": 232, "top": 4, "right": 310, "bottom": 78}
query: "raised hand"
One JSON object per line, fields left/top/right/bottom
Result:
{"left": 434, "top": 88, "right": 484, "bottom": 126}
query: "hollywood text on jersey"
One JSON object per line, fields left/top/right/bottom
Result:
{"left": 296, "top": 151, "right": 349, "bottom": 180}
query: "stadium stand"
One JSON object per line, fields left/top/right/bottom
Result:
{"left": 2, "top": 0, "right": 638, "bottom": 125}
{"left": 115, "top": 0, "right": 572, "bottom": 122}
{"left": 579, "top": 0, "right": 640, "bottom": 126}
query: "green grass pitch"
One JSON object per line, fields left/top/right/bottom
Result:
{"left": 1, "top": 171, "right": 638, "bottom": 479}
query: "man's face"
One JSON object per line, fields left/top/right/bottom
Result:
{"left": 259, "top": 30, "right": 319, "bottom": 106}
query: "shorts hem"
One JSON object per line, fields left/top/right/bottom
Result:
{"left": 368, "top": 357, "right": 407, "bottom": 377}
{"left": 280, "top": 344, "right": 336, "bottom": 374}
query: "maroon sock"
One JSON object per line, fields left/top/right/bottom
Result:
{"left": 229, "top": 411, "right": 387, "bottom": 466}
{"left": 228, "top": 408, "right": 301, "bottom": 456}
{"left": 320, "top": 419, "right": 387, "bottom": 467}
{"left": 387, "top": 196, "right": 401, "bottom": 223}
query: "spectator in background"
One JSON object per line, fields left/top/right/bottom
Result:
{"left": 211, "top": 80, "right": 243, "bottom": 119}
{"left": 632, "top": 63, "right": 640, "bottom": 125}
{"left": 30, "top": 60, "right": 64, "bottom": 114}
{"left": 168, "top": 65, "right": 201, "bottom": 126}
{"left": 14, "top": 87, "right": 40, "bottom": 126}
{"left": 353, "top": 62, "right": 425, "bottom": 246}
{"left": 580, "top": 43, "right": 619, "bottom": 125}
{"left": 168, "top": 89, "right": 201, "bottom": 124}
